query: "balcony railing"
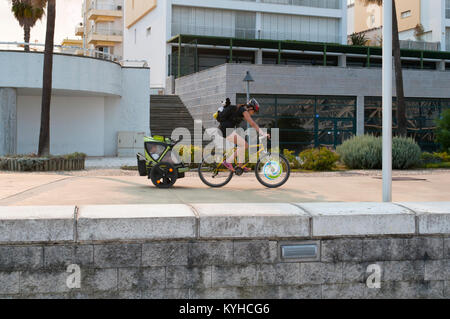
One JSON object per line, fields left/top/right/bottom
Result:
{"left": 0, "top": 41, "right": 122, "bottom": 62}
{"left": 90, "top": 28, "right": 123, "bottom": 37}
{"left": 399, "top": 40, "right": 441, "bottom": 52}
{"left": 90, "top": 0, "right": 122, "bottom": 11}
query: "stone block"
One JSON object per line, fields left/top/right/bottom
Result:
{"left": 188, "top": 241, "right": 233, "bottom": 266}
{"left": 194, "top": 203, "right": 310, "bottom": 239}
{"left": 399, "top": 202, "right": 450, "bottom": 234}
{"left": 233, "top": 241, "right": 278, "bottom": 264}
{"left": 299, "top": 202, "right": 415, "bottom": 236}
{"left": 77, "top": 204, "right": 197, "bottom": 241}
{"left": 44, "top": 245, "right": 94, "bottom": 269}
{"left": 166, "top": 266, "right": 212, "bottom": 289}
{"left": 118, "top": 267, "right": 165, "bottom": 291}
{"left": 321, "top": 239, "right": 363, "bottom": 262}
{"left": 142, "top": 242, "right": 189, "bottom": 267}
{"left": 0, "top": 206, "right": 75, "bottom": 242}
{"left": 93, "top": 244, "right": 141, "bottom": 268}
{"left": 255, "top": 263, "right": 299, "bottom": 286}
{"left": 299, "top": 262, "right": 343, "bottom": 285}
{"left": 276, "top": 285, "right": 322, "bottom": 299}
{"left": 81, "top": 268, "right": 118, "bottom": 292}
{"left": 322, "top": 283, "right": 366, "bottom": 299}
{"left": 366, "top": 281, "right": 444, "bottom": 299}
{"left": 0, "top": 246, "right": 43, "bottom": 271}
{"left": 212, "top": 265, "right": 257, "bottom": 288}
{"left": 21, "top": 270, "right": 71, "bottom": 294}
{"left": 424, "top": 259, "right": 450, "bottom": 281}
{"left": 0, "top": 271, "right": 19, "bottom": 294}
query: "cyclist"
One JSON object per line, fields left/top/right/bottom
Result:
{"left": 218, "top": 98, "right": 270, "bottom": 172}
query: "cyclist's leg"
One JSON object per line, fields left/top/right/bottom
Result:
{"left": 226, "top": 131, "right": 249, "bottom": 169}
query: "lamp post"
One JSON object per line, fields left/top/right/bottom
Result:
{"left": 243, "top": 71, "right": 254, "bottom": 102}
{"left": 382, "top": 0, "right": 393, "bottom": 202}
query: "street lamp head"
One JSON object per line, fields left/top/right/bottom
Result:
{"left": 243, "top": 71, "right": 254, "bottom": 82}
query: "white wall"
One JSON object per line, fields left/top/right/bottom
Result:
{"left": 1, "top": 51, "right": 150, "bottom": 157}
{"left": 124, "top": 1, "right": 168, "bottom": 89}
{"left": 0, "top": 52, "right": 122, "bottom": 96}
{"left": 17, "top": 95, "right": 106, "bottom": 156}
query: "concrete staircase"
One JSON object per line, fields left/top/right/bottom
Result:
{"left": 150, "top": 95, "right": 196, "bottom": 139}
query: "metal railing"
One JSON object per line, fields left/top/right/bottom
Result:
{"left": 90, "top": 0, "right": 122, "bottom": 11}
{"left": 399, "top": 40, "right": 441, "bottom": 52}
{"left": 0, "top": 41, "right": 122, "bottom": 62}
{"left": 89, "top": 28, "right": 123, "bottom": 37}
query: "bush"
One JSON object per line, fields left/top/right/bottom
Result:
{"left": 392, "top": 137, "right": 422, "bottom": 169}
{"left": 336, "top": 135, "right": 382, "bottom": 169}
{"left": 283, "top": 149, "right": 302, "bottom": 169}
{"left": 299, "top": 147, "right": 339, "bottom": 171}
{"left": 336, "top": 135, "right": 421, "bottom": 169}
{"left": 421, "top": 152, "right": 450, "bottom": 166}
{"left": 435, "top": 109, "right": 450, "bottom": 152}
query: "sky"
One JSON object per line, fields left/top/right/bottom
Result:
{"left": 0, "top": 0, "right": 83, "bottom": 45}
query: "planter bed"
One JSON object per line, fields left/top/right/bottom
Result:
{"left": 0, "top": 154, "right": 85, "bottom": 172}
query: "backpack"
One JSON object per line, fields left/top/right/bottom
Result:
{"left": 214, "top": 104, "right": 237, "bottom": 124}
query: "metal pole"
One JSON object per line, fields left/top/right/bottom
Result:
{"left": 382, "top": 0, "right": 393, "bottom": 202}
{"left": 246, "top": 82, "right": 250, "bottom": 102}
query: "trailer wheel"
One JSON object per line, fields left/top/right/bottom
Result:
{"left": 150, "top": 162, "right": 178, "bottom": 188}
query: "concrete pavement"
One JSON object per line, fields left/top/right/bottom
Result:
{"left": 0, "top": 169, "right": 449, "bottom": 206}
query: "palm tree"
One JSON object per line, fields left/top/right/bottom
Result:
{"left": 38, "top": 0, "right": 55, "bottom": 156}
{"left": 361, "top": 0, "right": 407, "bottom": 137}
{"left": 11, "top": 0, "right": 46, "bottom": 52}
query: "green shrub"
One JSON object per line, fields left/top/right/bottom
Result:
{"left": 421, "top": 152, "right": 450, "bottom": 166}
{"left": 435, "top": 109, "right": 450, "bottom": 152}
{"left": 283, "top": 149, "right": 302, "bottom": 169}
{"left": 336, "top": 135, "right": 382, "bottom": 169}
{"left": 337, "top": 135, "right": 421, "bottom": 169}
{"left": 392, "top": 137, "right": 422, "bottom": 169}
{"left": 299, "top": 147, "right": 339, "bottom": 171}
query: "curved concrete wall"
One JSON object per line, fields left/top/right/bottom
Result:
{"left": 0, "top": 51, "right": 122, "bottom": 96}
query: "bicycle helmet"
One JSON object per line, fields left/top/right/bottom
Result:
{"left": 247, "top": 98, "right": 260, "bottom": 113}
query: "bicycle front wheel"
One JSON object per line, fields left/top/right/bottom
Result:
{"left": 255, "top": 154, "right": 290, "bottom": 188}
{"left": 198, "top": 156, "right": 233, "bottom": 188}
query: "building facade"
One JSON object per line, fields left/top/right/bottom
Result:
{"left": 123, "top": 0, "right": 348, "bottom": 90}
{"left": 0, "top": 51, "right": 149, "bottom": 157}
{"left": 348, "top": 0, "right": 450, "bottom": 51}
{"left": 76, "top": 0, "right": 125, "bottom": 61}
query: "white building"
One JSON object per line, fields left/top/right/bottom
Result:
{"left": 348, "top": 0, "right": 450, "bottom": 51}
{"left": 123, "top": 0, "right": 348, "bottom": 91}
{"left": 0, "top": 51, "right": 150, "bottom": 157}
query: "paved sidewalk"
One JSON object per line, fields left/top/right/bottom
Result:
{"left": 0, "top": 169, "right": 449, "bottom": 206}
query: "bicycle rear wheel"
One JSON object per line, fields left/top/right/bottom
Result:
{"left": 198, "top": 156, "right": 233, "bottom": 188}
{"left": 255, "top": 154, "right": 290, "bottom": 188}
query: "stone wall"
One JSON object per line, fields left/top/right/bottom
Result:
{"left": 0, "top": 202, "right": 449, "bottom": 299}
